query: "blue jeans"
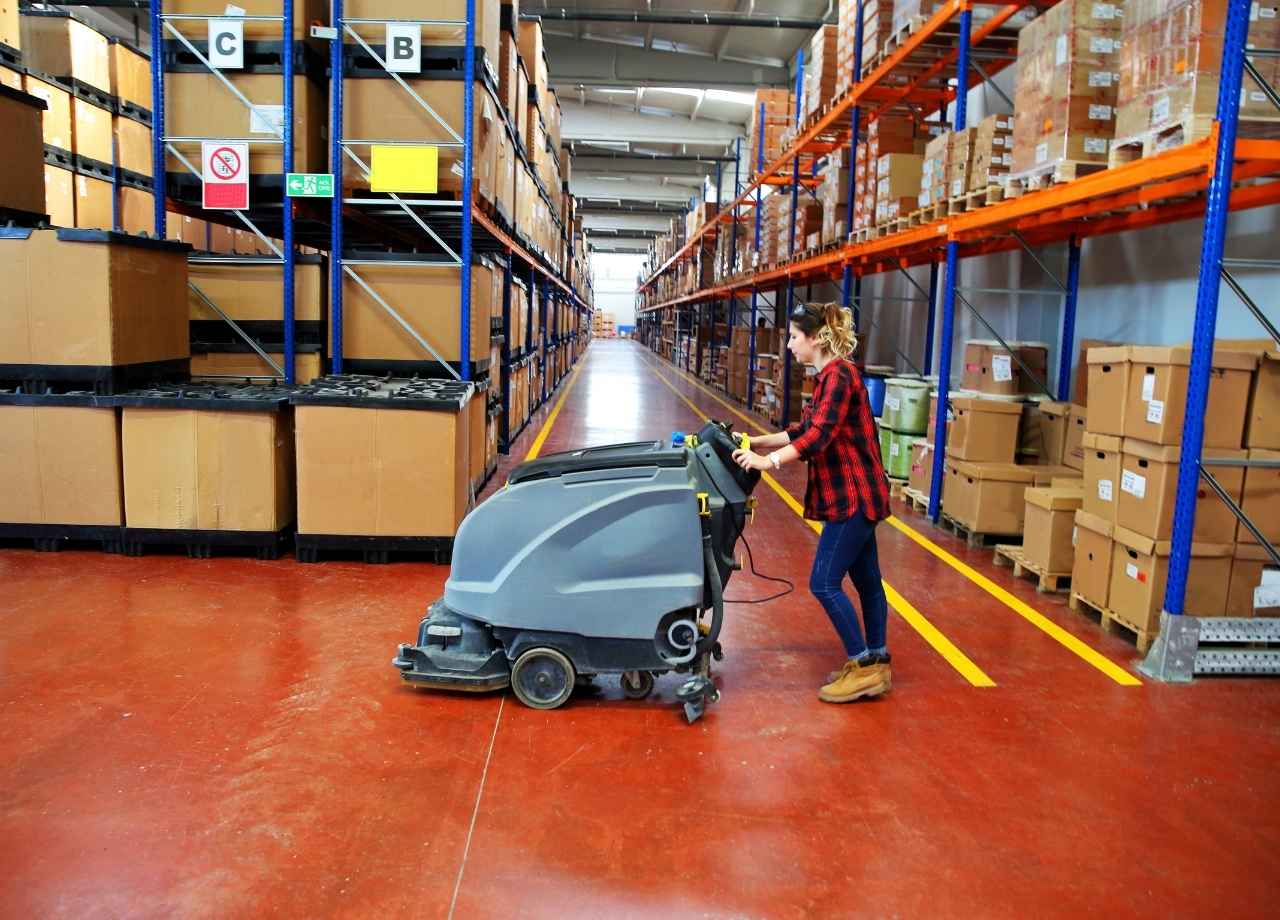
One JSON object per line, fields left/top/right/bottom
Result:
{"left": 809, "top": 514, "right": 888, "bottom": 658}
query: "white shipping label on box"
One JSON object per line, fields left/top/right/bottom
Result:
{"left": 1088, "top": 70, "right": 1114, "bottom": 88}
{"left": 1121, "top": 469, "right": 1146, "bottom": 499}
{"left": 385, "top": 23, "right": 422, "bottom": 73}
{"left": 1255, "top": 585, "right": 1280, "bottom": 611}
{"left": 1146, "top": 399, "right": 1165, "bottom": 424}
{"left": 1090, "top": 37, "right": 1118, "bottom": 54}
{"left": 1264, "top": 6, "right": 1279, "bottom": 18}
{"left": 1152, "top": 96, "right": 1172, "bottom": 125}
{"left": 208, "top": 18, "right": 244, "bottom": 69}
{"left": 1126, "top": 562, "right": 1140, "bottom": 580}
{"left": 1098, "top": 479, "right": 1114, "bottom": 502}
{"left": 1089, "top": 104, "right": 1114, "bottom": 120}
{"left": 952, "top": 179, "right": 963, "bottom": 197}
{"left": 991, "top": 354, "right": 1013, "bottom": 382}
{"left": 1093, "top": 3, "right": 1119, "bottom": 18}
{"left": 249, "top": 104, "right": 285, "bottom": 135}
{"left": 1035, "top": 142, "right": 1048, "bottom": 164}
{"left": 1084, "top": 138, "right": 1109, "bottom": 154}
{"left": 1056, "top": 34, "right": 1068, "bottom": 66}
{"left": 1142, "top": 372, "right": 1156, "bottom": 401}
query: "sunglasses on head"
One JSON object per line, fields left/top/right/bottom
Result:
{"left": 790, "top": 302, "right": 818, "bottom": 321}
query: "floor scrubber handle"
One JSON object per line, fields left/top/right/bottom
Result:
{"left": 699, "top": 532, "right": 725, "bottom": 654}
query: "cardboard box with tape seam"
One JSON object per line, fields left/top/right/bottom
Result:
{"left": 1123, "top": 345, "right": 1255, "bottom": 447}
{"left": 20, "top": 10, "right": 111, "bottom": 93}
{"left": 1023, "top": 485, "right": 1084, "bottom": 574}
{"left": 1240, "top": 447, "right": 1280, "bottom": 546}
{"left": 1108, "top": 525, "right": 1233, "bottom": 632}
{"left": 942, "top": 460, "right": 1070, "bottom": 536}
{"left": 0, "top": 84, "right": 46, "bottom": 217}
{"left": 1228, "top": 544, "right": 1280, "bottom": 618}
{"left": 1072, "top": 509, "right": 1114, "bottom": 610}
{"left": 945, "top": 395, "right": 1022, "bottom": 463}
{"left": 1116, "top": 438, "right": 1245, "bottom": 543}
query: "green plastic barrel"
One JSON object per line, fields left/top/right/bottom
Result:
{"left": 878, "top": 420, "right": 891, "bottom": 466}
{"left": 886, "top": 430, "right": 915, "bottom": 479}
{"left": 883, "top": 377, "right": 930, "bottom": 434}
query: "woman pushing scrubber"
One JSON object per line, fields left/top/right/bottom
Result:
{"left": 731, "top": 302, "right": 893, "bottom": 703}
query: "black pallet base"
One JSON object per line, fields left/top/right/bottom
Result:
{"left": 337, "top": 357, "right": 492, "bottom": 380}
{"left": 295, "top": 533, "right": 454, "bottom": 565}
{"left": 31, "top": 71, "right": 116, "bottom": 113}
{"left": 0, "top": 205, "right": 51, "bottom": 229}
{"left": 43, "top": 145, "right": 75, "bottom": 171}
{"left": 162, "top": 40, "right": 327, "bottom": 82}
{"left": 190, "top": 320, "right": 325, "bottom": 354}
{"left": 117, "top": 100, "right": 152, "bottom": 127}
{"left": 121, "top": 526, "right": 293, "bottom": 560}
{"left": 0, "top": 42, "right": 19, "bottom": 68}
{"left": 0, "top": 359, "right": 190, "bottom": 396}
{"left": 0, "top": 522, "right": 125, "bottom": 554}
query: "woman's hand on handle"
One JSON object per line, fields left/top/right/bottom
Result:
{"left": 731, "top": 449, "right": 772, "bottom": 472}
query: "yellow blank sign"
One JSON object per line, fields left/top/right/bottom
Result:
{"left": 370, "top": 145, "right": 438, "bottom": 193}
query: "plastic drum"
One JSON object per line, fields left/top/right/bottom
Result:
{"left": 883, "top": 377, "right": 931, "bottom": 434}
{"left": 864, "top": 375, "right": 887, "bottom": 417}
{"left": 878, "top": 419, "right": 891, "bottom": 465}
{"left": 886, "top": 430, "right": 915, "bottom": 479}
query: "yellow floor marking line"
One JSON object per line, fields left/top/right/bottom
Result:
{"left": 525, "top": 354, "right": 585, "bottom": 461}
{"left": 883, "top": 516, "right": 1143, "bottom": 686}
{"left": 642, "top": 347, "right": 1140, "bottom": 687}
{"left": 645, "top": 357, "right": 995, "bottom": 687}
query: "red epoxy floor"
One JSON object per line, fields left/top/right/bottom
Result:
{"left": 2, "top": 339, "right": 1279, "bottom": 918}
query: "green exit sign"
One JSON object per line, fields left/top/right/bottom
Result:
{"left": 286, "top": 173, "right": 334, "bottom": 197}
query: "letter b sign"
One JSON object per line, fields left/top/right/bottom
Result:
{"left": 208, "top": 18, "right": 244, "bottom": 69}
{"left": 385, "top": 23, "right": 421, "bottom": 73}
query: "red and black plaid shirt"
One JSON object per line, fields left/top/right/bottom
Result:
{"left": 785, "top": 359, "right": 891, "bottom": 523}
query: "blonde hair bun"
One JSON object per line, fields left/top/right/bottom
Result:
{"left": 816, "top": 302, "right": 858, "bottom": 359}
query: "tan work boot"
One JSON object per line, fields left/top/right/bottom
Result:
{"left": 819, "top": 659, "right": 889, "bottom": 703}
{"left": 828, "top": 653, "right": 892, "bottom": 685}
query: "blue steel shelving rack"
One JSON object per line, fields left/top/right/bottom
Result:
{"left": 327, "top": 1, "right": 589, "bottom": 454}
{"left": 149, "top": 0, "right": 299, "bottom": 383}
{"left": 637, "top": 0, "right": 1280, "bottom": 665}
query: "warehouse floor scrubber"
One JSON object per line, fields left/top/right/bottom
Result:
{"left": 393, "top": 421, "right": 761, "bottom": 722}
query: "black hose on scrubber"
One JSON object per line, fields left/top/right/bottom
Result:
{"left": 700, "top": 533, "right": 725, "bottom": 653}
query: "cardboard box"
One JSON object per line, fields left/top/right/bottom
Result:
{"left": 1037, "top": 400, "right": 1071, "bottom": 466}
{"left": 1071, "top": 338, "right": 1119, "bottom": 406}
{"left": 114, "top": 115, "right": 152, "bottom": 176}
{"left": 20, "top": 11, "right": 111, "bottom": 93}
{"left": 1240, "top": 448, "right": 1280, "bottom": 546}
{"left": 23, "top": 74, "right": 71, "bottom": 151}
{"left": 1085, "top": 346, "right": 1130, "bottom": 435}
{"left": 295, "top": 397, "right": 472, "bottom": 538}
{"left": 190, "top": 351, "right": 323, "bottom": 384}
{"left": 160, "top": 0, "right": 325, "bottom": 40}
{"left": 1109, "top": 526, "right": 1232, "bottom": 631}
{"left": 109, "top": 40, "right": 151, "bottom": 113}
{"left": 167, "top": 73, "right": 326, "bottom": 176}
{"left": 0, "top": 85, "right": 46, "bottom": 216}
{"left": 118, "top": 186, "right": 154, "bottom": 236}
{"left": 73, "top": 173, "right": 113, "bottom": 230}
{"left": 942, "top": 460, "right": 1054, "bottom": 535}
{"left": 189, "top": 259, "right": 325, "bottom": 325}
{"left": 336, "top": 260, "right": 492, "bottom": 368}
{"left": 1123, "top": 345, "right": 1255, "bottom": 447}
{"left": 43, "top": 165, "right": 74, "bottom": 227}
{"left": 1116, "top": 439, "right": 1246, "bottom": 543}
{"left": 1023, "top": 486, "right": 1084, "bottom": 574}
{"left": 122, "top": 404, "right": 294, "bottom": 531}
{"left": 1228, "top": 544, "right": 1279, "bottom": 617}
{"left": 0, "top": 229, "right": 189, "bottom": 369}
{"left": 0, "top": 1, "right": 16, "bottom": 53}
{"left": 960, "top": 340, "right": 1049, "bottom": 397}
{"left": 0, "top": 65, "right": 21, "bottom": 90}
{"left": 1064, "top": 403, "right": 1087, "bottom": 470}
{"left": 1246, "top": 350, "right": 1280, "bottom": 449}
{"left": 71, "top": 96, "right": 112, "bottom": 164}
{"left": 1072, "top": 510, "right": 1114, "bottom": 610}
{"left": 947, "top": 396, "right": 1022, "bottom": 463}
{"left": 908, "top": 439, "right": 936, "bottom": 496}
{"left": 0, "top": 401, "right": 124, "bottom": 526}
{"left": 1082, "top": 432, "right": 1122, "bottom": 522}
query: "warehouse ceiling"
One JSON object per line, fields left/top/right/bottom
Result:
{"left": 526, "top": 1, "right": 831, "bottom": 252}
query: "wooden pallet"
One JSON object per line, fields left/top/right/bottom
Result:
{"left": 901, "top": 485, "right": 929, "bottom": 513}
{"left": 992, "top": 544, "right": 1071, "bottom": 594}
{"left": 1068, "top": 592, "right": 1157, "bottom": 653}
{"left": 938, "top": 512, "right": 1020, "bottom": 549}
{"left": 1108, "top": 114, "right": 1280, "bottom": 168}
{"left": 948, "top": 184, "right": 1004, "bottom": 214}
{"left": 1005, "top": 160, "right": 1107, "bottom": 197}
{"left": 882, "top": 15, "right": 928, "bottom": 57}
{"left": 887, "top": 476, "right": 909, "bottom": 499}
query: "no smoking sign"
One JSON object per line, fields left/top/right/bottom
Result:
{"left": 202, "top": 141, "right": 250, "bottom": 210}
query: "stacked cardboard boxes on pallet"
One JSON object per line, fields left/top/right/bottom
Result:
{"left": 747, "top": 88, "right": 793, "bottom": 174}
{"left": 1072, "top": 342, "right": 1278, "bottom": 638}
{"left": 1010, "top": 0, "right": 1124, "bottom": 187}
{"left": 1112, "top": 0, "right": 1280, "bottom": 163}
{"left": 802, "top": 25, "right": 839, "bottom": 120}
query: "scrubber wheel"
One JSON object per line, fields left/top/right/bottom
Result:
{"left": 510, "top": 647, "right": 576, "bottom": 710}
